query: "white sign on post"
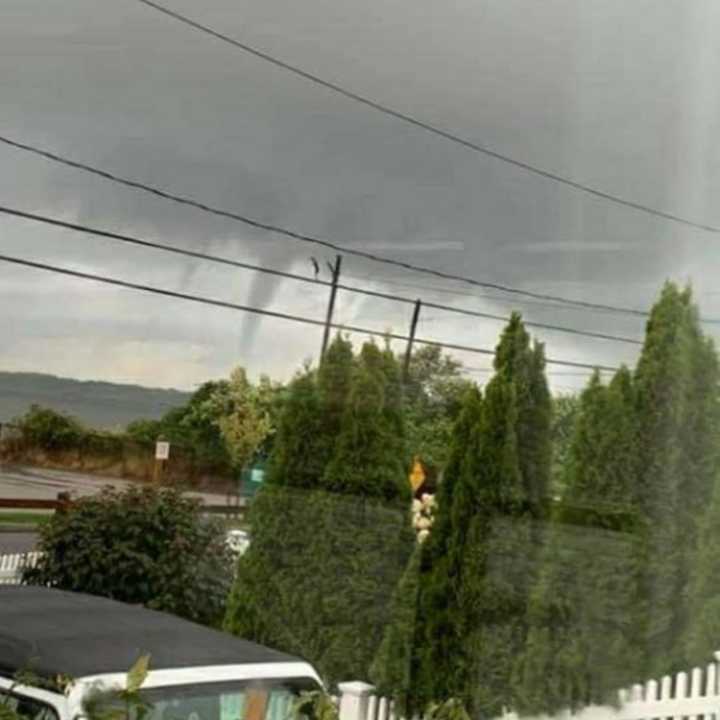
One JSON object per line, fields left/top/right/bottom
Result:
{"left": 155, "top": 441, "right": 170, "bottom": 461}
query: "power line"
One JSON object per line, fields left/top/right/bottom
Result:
{"left": 135, "top": 0, "right": 720, "bottom": 237}
{"left": 0, "top": 252, "right": 621, "bottom": 373}
{"left": 0, "top": 204, "right": 642, "bottom": 346}
{"left": 417, "top": 308, "right": 640, "bottom": 345}
{"left": 0, "top": 205, "right": 334, "bottom": 289}
{"left": 344, "top": 271, "right": 610, "bottom": 312}
{"left": 465, "top": 366, "right": 614, "bottom": 376}
{"left": 0, "top": 134, "right": 653, "bottom": 319}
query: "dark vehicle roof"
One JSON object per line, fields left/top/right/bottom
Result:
{"left": 0, "top": 586, "right": 302, "bottom": 681}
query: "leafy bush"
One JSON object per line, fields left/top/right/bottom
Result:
{"left": 24, "top": 485, "right": 233, "bottom": 626}
{"left": 125, "top": 419, "right": 163, "bottom": 446}
{"left": 17, "top": 405, "right": 86, "bottom": 451}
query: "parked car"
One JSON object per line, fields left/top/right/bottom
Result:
{"left": 0, "top": 586, "right": 322, "bottom": 720}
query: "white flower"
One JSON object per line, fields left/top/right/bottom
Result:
{"left": 418, "top": 529, "right": 430, "bottom": 543}
{"left": 412, "top": 499, "right": 423, "bottom": 513}
{"left": 416, "top": 516, "right": 432, "bottom": 531}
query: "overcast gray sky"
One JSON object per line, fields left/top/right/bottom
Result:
{"left": 2, "top": 0, "right": 720, "bottom": 391}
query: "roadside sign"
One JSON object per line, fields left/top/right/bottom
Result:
{"left": 409, "top": 457, "right": 426, "bottom": 492}
{"left": 240, "top": 460, "right": 266, "bottom": 499}
{"left": 155, "top": 441, "right": 170, "bottom": 461}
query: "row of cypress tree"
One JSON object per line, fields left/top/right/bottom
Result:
{"left": 371, "top": 282, "right": 720, "bottom": 718}
{"left": 225, "top": 281, "right": 720, "bottom": 719}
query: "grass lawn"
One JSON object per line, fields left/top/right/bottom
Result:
{"left": 0, "top": 510, "right": 52, "bottom": 527}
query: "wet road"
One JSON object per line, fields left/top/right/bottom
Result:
{"left": 0, "top": 531, "right": 37, "bottom": 554}
{"left": 0, "top": 464, "right": 228, "bottom": 504}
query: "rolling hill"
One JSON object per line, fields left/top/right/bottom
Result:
{"left": 0, "top": 372, "right": 190, "bottom": 430}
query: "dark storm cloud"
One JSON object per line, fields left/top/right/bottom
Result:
{"left": 2, "top": 0, "right": 720, "bottom": 388}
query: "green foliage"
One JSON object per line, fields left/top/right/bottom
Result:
{"left": 126, "top": 654, "right": 150, "bottom": 694}
{"left": 411, "top": 314, "right": 552, "bottom": 718}
{"left": 0, "top": 671, "right": 74, "bottom": 720}
{"left": 402, "top": 346, "right": 474, "bottom": 473}
{"left": 370, "top": 545, "right": 422, "bottom": 715}
{"left": 0, "top": 703, "right": 22, "bottom": 720}
{"left": 495, "top": 316, "right": 553, "bottom": 513}
{"left": 25, "top": 486, "right": 233, "bottom": 626}
{"left": 323, "top": 343, "right": 410, "bottom": 502}
{"left": 157, "top": 381, "right": 233, "bottom": 472}
{"left": 265, "top": 370, "right": 325, "bottom": 488}
{"left": 226, "top": 338, "right": 413, "bottom": 685}
{"left": 213, "top": 368, "right": 275, "bottom": 471}
{"left": 550, "top": 394, "right": 581, "bottom": 499}
{"left": 515, "top": 369, "right": 644, "bottom": 713}
{"left": 424, "top": 698, "right": 471, "bottom": 720}
{"left": 16, "top": 404, "right": 86, "bottom": 450}
{"left": 82, "top": 655, "right": 152, "bottom": 720}
{"left": 685, "top": 477, "right": 720, "bottom": 663}
{"left": 125, "top": 419, "right": 163, "bottom": 446}
{"left": 412, "top": 387, "right": 483, "bottom": 710}
{"left": 634, "top": 283, "right": 720, "bottom": 674}
{"left": 459, "top": 315, "right": 552, "bottom": 717}
{"left": 317, "top": 335, "right": 355, "bottom": 437}
{"left": 292, "top": 691, "right": 339, "bottom": 720}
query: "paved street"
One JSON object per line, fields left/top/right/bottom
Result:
{"left": 0, "top": 464, "right": 229, "bottom": 505}
{"left": 0, "top": 531, "right": 37, "bottom": 554}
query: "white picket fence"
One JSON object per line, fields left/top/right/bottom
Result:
{"left": 338, "top": 653, "right": 720, "bottom": 720}
{"left": 339, "top": 683, "right": 398, "bottom": 720}
{"left": 0, "top": 551, "right": 41, "bottom": 584}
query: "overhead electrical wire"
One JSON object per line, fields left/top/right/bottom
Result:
{"left": 0, "top": 252, "right": 621, "bottom": 373}
{"left": 135, "top": 0, "right": 720, "bottom": 236}
{"left": 0, "top": 204, "right": 642, "bottom": 346}
{"left": 464, "top": 367, "right": 613, "bottom": 376}
{"left": 0, "top": 134, "right": 657, "bottom": 319}
{"left": 343, "top": 272, "right": 621, "bottom": 313}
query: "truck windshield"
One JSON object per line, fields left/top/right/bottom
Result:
{"left": 85, "top": 678, "right": 321, "bottom": 720}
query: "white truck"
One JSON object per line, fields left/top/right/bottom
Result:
{"left": 0, "top": 586, "right": 322, "bottom": 720}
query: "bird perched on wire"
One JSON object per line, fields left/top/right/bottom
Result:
{"left": 310, "top": 257, "right": 320, "bottom": 279}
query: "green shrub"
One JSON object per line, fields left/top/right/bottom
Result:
{"left": 17, "top": 405, "right": 86, "bottom": 451}
{"left": 24, "top": 485, "right": 233, "bottom": 626}
{"left": 125, "top": 419, "right": 163, "bottom": 447}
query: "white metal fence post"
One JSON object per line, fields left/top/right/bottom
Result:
{"left": 338, "top": 682, "right": 375, "bottom": 720}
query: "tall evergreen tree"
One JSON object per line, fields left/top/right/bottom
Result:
{"left": 370, "top": 544, "right": 423, "bottom": 715}
{"left": 411, "top": 387, "right": 484, "bottom": 710}
{"left": 407, "top": 315, "right": 551, "bottom": 717}
{"left": 684, "top": 477, "right": 720, "bottom": 664}
{"left": 264, "top": 369, "right": 324, "bottom": 489}
{"left": 323, "top": 342, "right": 410, "bottom": 502}
{"left": 226, "top": 339, "right": 413, "bottom": 685}
{"left": 679, "top": 326, "right": 720, "bottom": 666}
{"left": 514, "top": 369, "right": 644, "bottom": 713}
{"left": 224, "top": 368, "right": 328, "bottom": 654}
{"left": 495, "top": 316, "right": 553, "bottom": 513}
{"left": 317, "top": 334, "right": 355, "bottom": 456}
{"left": 226, "top": 338, "right": 356, "bottom": 673}
{"left": 634, "top": 283, "right": 720, "bottom": 673}
{"left": 455, "top": 314, "right": 552, "bottom": 717}
{"left": 309, "top": 342, "right": 413, "bottom": 681}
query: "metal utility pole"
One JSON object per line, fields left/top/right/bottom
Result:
{"left": 320, "top": 254, "right": 343, "bottom": 359}
{"left": 403, "top": 299, "right": 422, "bottom": 382}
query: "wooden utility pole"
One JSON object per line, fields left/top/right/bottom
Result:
{"left": 320, "top": 255, "right": 343, "bottom": 359}
{"left": 403, "top": 299, "right": 422, "bottom": 382}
